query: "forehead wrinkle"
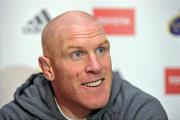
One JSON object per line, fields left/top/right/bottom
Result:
{"left": 61, "top": 28, "right": 105, "bottom": 44}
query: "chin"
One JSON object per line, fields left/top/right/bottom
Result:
{"left": 85, "top": 94, "right": 110, "bottom": 110}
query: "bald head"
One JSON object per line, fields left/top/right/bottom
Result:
{"left": 41, "top": 10, "right": 104, "bottom": 57}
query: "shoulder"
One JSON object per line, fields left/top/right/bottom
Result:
{"left": 0, "top": 100, "right": 32, "bottom": 120}
{"left": 109, "top": 78, "right": 168, "bottom": 120}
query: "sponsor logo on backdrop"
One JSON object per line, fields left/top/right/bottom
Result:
{"left": 93, "top": 8, "right": 135, "bottom": 35}
{"left": 22, "top": 9, "right": 51, "bottom": 34}
{"left": 165, "top": 68, "right": 180, "bottom": 94}
{"left": 169, "top": 12, "right": 180, "bottom": 36}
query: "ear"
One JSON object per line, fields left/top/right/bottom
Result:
{"left": 38, "top": 56, "right": 55, "bottom": 81}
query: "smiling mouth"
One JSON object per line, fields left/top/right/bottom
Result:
{"left": 82, "top": 78, "right": 104, "bottom": 87}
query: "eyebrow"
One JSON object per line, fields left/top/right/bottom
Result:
{"left": 99, "top": 39, "right": 110, "bottom": 46}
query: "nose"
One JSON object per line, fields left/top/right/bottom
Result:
{"left": 85, "top": 54, "right": 102, "bottom": 74}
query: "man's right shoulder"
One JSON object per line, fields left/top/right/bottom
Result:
{"left": 0, "top": 100, "right": 31, "bottom": 120}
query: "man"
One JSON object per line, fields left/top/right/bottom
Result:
{"left": 0, "top": 10, "right": 168, "bottom": 120}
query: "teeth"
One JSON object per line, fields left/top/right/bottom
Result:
{"left": 83, "top": 79, "right": 103, "bottom": 87}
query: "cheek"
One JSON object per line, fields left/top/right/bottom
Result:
{"left": 65, "top": 60, "right": 85, "bottom": 75}
{"left": 101, "top": 55, "right": 112, "bottom": 70}
{"left": 58, "top": 62, "right": 83, "bottom": 85}
{"left": 68, "top": 65, "right": 84, "bottom": 81}
{"left": 55, "top": 60, "right": 82, "bottom": 76}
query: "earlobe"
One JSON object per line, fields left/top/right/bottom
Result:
{"left": 38, "top": 56, "right": 55, "bottom": 81}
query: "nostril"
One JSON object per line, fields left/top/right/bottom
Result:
{"left": 85, "top": 64, "right": 101, "bottom": 74}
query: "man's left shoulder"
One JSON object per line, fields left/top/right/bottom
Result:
{"left": 116, "top": 80, "right": 168, "bottom": 119}
{"left": 121, "top": 80, "right": 157, "bottom": 101}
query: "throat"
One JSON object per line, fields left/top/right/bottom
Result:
{"left": 54, "top": 96, "right": 88, "bottom": 120}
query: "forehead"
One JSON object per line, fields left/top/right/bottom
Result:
{"left": 58, "top": 24, "right": 107, "bottom": 49}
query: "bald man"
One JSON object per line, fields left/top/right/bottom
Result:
{"left": 0, "top": 10, "right": 168, "bottom": 120}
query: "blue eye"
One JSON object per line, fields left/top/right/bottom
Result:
{"left": 70, "top": 51, "right": 83, "bottom": 60}
{"left": 96, "top": 47, "right": 105, "bottom": 55}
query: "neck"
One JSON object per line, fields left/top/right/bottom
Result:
{"left": 55, "top": 96, "right": 90, "bottom": 120}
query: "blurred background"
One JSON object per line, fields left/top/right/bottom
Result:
{"left": 0, "top": 0, "right": 180, "bottom": 119}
